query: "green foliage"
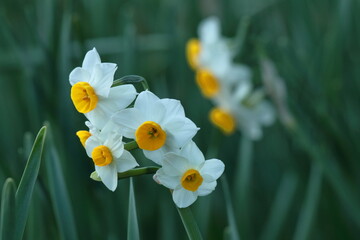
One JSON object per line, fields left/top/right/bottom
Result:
{"left": 14, "top": 126, "right": 46, "bottom": 240}
{"left": 0, "top": 179, "right": 16, "bottom": 240}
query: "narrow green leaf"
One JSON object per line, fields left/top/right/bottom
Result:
{"left": 45, "top": 125, "right": 78, "bottom": 240}
{"left": 221, "top": 175, "right": 240, "bottom": 240}
{"left": 233, "top": 136, "right": 253, "bottom": 239}
{"left": 14, "top": 126, "right": 47, "bottom": 240}
{"left": 176, "top": 205, "right": 203, "bottom": 240}
{"left": 260, "top": 173, "right": 298, "bottom": 240}
{"left": 0, "top": 178, "right": 16, "bottom": 240}
{"left": 293, "top": 162, "right": 322, "bottom": 240}
{"left": 127, "top": 178, "right": 140, "bottom": 240}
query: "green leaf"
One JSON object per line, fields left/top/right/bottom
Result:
{"left": 176, "top": 205, "right": 203, "bottom": 240}
{"left": 293, "top": 162, "right": 323, "bottom": 240}
{"left": 0, "top": 178, "right": 16, "bottom": 240}
{"left": 14, "top": 126, "right": 47, "bottom": 240}
{"left": 260, "top": 173, "right": 298, "bottom": 240}
{"left": 221, "top": 175, "right": 240, "bottom": 240}
{"left": 45, "top": 124, "right": 78, "bottom": 240}
{"left": 127, "top": 178, "right": 140, "bottom": 240}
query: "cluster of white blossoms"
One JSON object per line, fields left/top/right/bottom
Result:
{"left": 187, "top": 17, "right": 275, "bottom": 140}
{"left": 69, "top": 48, "right": 224, "bottom": 208}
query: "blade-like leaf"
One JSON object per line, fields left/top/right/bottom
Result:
{"left": 14, "top": 126, "right": 47, "bottom": 240}
{"left": 45, "top": 124, "right": 78, "bottom": 240}
{"left": 221, "top": 175, "right": 240, "bottom": 240}
{"left": 0, "top": 178, "right": 16, "bottom": 240}
{"left": 127, "top": 178, "right": 140, "bottom": 240}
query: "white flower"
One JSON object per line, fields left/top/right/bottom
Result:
{"left": 84, "top": 122, "right": 139, "bottom": 191}
{"left": 69, "top": 48, "right": 137, "bottom": 129}
{"left": 211, "top": 78, "right": 275, "bottom": 140}
{"left": 153, "top": 141, "right": 224, "bottom": 208}
{"left": 112, "top": 90, "right": 199, "bottom": 165}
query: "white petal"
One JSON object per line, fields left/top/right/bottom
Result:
{"left": 69, "top": 67, "right": 91, "bottom": 85}
{"left": 154, "top": 169, "right": 180, "bottom": 189}
{"left": 224, "top": 64, "right": 252, "bottom": 84}
{"left": 143, "top": 147, "right": 167, "bottom": 165}
{"left": 200, "top": 159, "right": 224, "bottom": 181}
{"left": 82, "top": 48, "right": 101, "bottom": 71}
{"left": 101, "top": 84, "right": 137, "bottom": 111}
{"left": 115, "top": 150, "right": 139, "bottom": 172}
{"left": 164, "top": 118, "right": 199, "bottom": 149}
{"left": 134, "top": 90, "right": 160, "bottom": 113}
{"left": 160, "top": 99, "right": 185, "bottom": 118}
{"left": 90, "top": 64, "right": 117, "bottom": 98}
{"left": 198, "top": 17, "right": 220, "bottom": 45}
{"left": 162, "top": 153, "right": 189, "bottom": 176}
{"left": 179, "top": 141, "right": 205, "bottom": 166}
{"left": 84, "top": 105, "right": 112, "bottom": 130}
{"left": 95, "top": 164, "right": 117, "bottom": 191}
{"left": 173, "top": 187, "right": 198, "bottom": 208}
{"left": 84, "top": 136, "right": 101, "bottom": 158}
{"left": 111, "top": 108, "right": 143, "bottom": 139}
{"left": 197, "top": 181, "right": 217, "bottom": 196}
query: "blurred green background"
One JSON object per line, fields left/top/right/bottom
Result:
{"left": 1, "top": 0, "right": 360, "bottom": 239}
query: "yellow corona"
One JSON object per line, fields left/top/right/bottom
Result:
{"left": 135, "top": 121, "right": 167, "bottom": 151}
{"left": 181, "top": 169, "right": 203, "bottom": 192}
{"left": 71, "top": 82, "right": 98, "bottom": 113}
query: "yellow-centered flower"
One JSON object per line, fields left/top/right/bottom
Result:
{"left": 153, "top": 141, "right": 225, "bottom": 208}
{"left": 69, "top": 48, "right": 137, "bottom": 129}
{"left": 112, "top": 90, "right": 199, "bottom": 165}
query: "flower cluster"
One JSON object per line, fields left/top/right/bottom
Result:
{"left": 187, "top": 17, "right": 275, "bottom": 140}
{"left": 70, "top": 48, "right": 224, "bottom": 208}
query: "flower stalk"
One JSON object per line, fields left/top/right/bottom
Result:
{"left": 90, "top": 166, "right": 160, "bottom": 181}
{"left": 124, "top": 141, "right": 139, "bottom": 151}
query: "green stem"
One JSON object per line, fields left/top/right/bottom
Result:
{"left": 176, "top": 205, "right": 203, "bottom": 240}
{"left": 124, "top": 141, "right": 138, "bottom": 151}
{"left": 112, "top": 75, "right": 149, "bottom": 90}
{"left": 90, "top": 166, "right": 159, "bottom": 181}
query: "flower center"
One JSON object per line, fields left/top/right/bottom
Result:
{"left": 70, "top": 82, "right": 98, "bottom": 113}
{"left": 196, "top": 69, "right": 220, "bottom": 98}
{"left": 135, "top": 121, "right": 167, "bottom": 151}
{"left": 76, "top": 130, "right": 92, "bottom": 147}
{"left": 181, "top": 169, "right": 203, "bottom": 192}
{"left": 91, "top": 145, "right": 113, "bottom": 166}
{"left": 186, "top": 38, "right": 201, "bottom": 70}
{"left": 209, "top": 108, "right": 236, "bottom": 135}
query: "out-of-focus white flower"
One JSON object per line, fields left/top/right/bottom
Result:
{"left": 187, "top": 17, "right": 237, "bottom": 99}
{"left": 112, "top": 90, "right": 199, "bottom": 165}
{"left": 153, "top": 141, "right": 224, "bottom": 208}
{"left": 69, "top": 48, "right": 137, "bottom": 129}
{"left": 210, "top": 78, "right": 275, "bottom": 140}
{"left": 84, "top": 122, "right": 139, "bottom": 191}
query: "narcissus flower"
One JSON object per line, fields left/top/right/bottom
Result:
{"left": 69, "top": 48, "right": 137, "bottom": 129}
{"left": 112, "top": 90, "right": 199, "bottom": 165}
{"left": 84, "top": 123, "right": 139, "bottom": 191}
{"left": 211, "top": 78, "right": 275, "bottom": 140}
{"left": 153, "top": 141, "right": 224, "bottom": 208}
